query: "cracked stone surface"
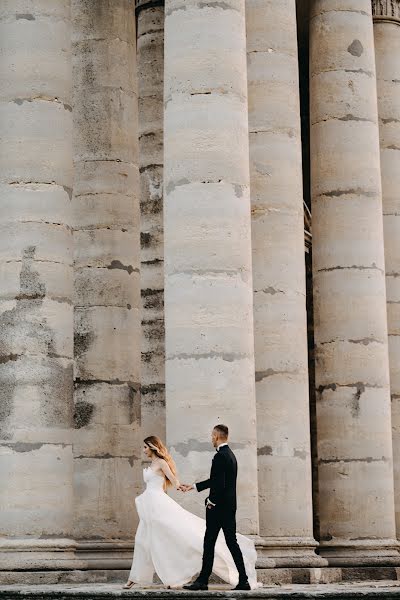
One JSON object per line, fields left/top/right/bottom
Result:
{"left": 246, "top": 0, "right": 315, "bottom": 559}
{"left": 137, "top": 0, "right": 166, "bottom": 444}
{"left": 373, "top": 3, "right": 400, "bottom": 540}
{"left": 310, "top": 0, "right": 397, "bottom": 558}
{"left": 71, "top": 0, "right": 142, "bottom": 543}
{"left": 163, "top": 0, "right": 259, "bottom": 534}
{"left": 0, "top": 0, "right": 75, "bottom": 566}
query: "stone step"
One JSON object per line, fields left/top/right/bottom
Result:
{"left": 2, "top": 582, "right": 400, "bottom": 599}
{"left": 1, "top": 568, "right": 400, "bottom": 587}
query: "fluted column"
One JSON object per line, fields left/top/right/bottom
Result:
{"left": 373, "top": 0, "right": 400, "bottom": 538}
{"left": 0, "top": 0, "right": 75, "bottom": 569}
{"left": 164, "top": 0, "right": 259, "bottom": 534}
{"left": 310, "top": 0, "right": 398, "bottom": 563}
{"left": 136, "top": 0, "right": 166, "bottom": 443}
{"left": 72, "top": 0, "right": 142, "bottom": 567}
{"left": 246, "top": 0, "right": 321, "bottom": 566}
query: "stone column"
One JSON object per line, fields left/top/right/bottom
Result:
{"left": 72, "top": 0, "right": 142, "bottom": 568}
{"left": 164, "top": 0, "right": 259, "bottom": 534}
{"left": 373, "top": 0, "right": 400, "bottom": 538}
{"left": 0, "top": 1, "right": 75, "bottom": 569}
{"left": 136, "top": 0, "right": 166, "bottom": 443}
{"left": 310, "top": 0, "right": 399, "bottom": 563}
{"left": 246, "top": 0, "right": 321, "bottom": 566}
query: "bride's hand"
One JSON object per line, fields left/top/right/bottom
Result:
{"left": 179, "top": 484, "right": 194, "bottom": 492}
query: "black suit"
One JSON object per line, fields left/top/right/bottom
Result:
{"left": 195, "top": 445, "right": 248, "bottom": 584}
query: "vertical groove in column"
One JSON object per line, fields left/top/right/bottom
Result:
{"left": 310, "top": 0, "right": 398, "bottom": 563}
{"left": 136, "top": 0, "right": 166, "bottom": 445}
{"left": 72, "top": 0, "right": 142, "bottom": 554}
{"left": 246, "top": 0, "right": 321, "bottom": 566}
{"left": 373, "top": 0, "right": 400, "bottom": 538}
{"left": 164, "top": 0, "right": 259, "bottom": 534}
{"left": 0, "top": 0, "right": 75, "bottom": 569}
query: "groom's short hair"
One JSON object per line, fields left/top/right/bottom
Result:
{"left": 214, "top": 424, "right": 229, "bottom": 439}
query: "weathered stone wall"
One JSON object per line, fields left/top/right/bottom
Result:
{"left": 373, "top": 0, "right": 400, "bottom": 537}
{"left": 136, "top": 0, "right": 166, "bottom": 444}
{"left": 3, "top": 0, "right": 400, "bottom": 574}
{"left": 163, "top": 0, "right": 259, "bottom": 535}
{"left": 0, "top": 0, "right": 75, "bottom": 569}
{"left": 246, "top": 0, "right": 317, "bottom": 564}
{"left": 310, "top": 0, "right": 398, "bottom": 563}
{"left": 71, "top": 0, "right": 142, "bottom": 557}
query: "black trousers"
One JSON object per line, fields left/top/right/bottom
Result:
{"left": 198, "top": 505, "right": 248, "bottom": 584}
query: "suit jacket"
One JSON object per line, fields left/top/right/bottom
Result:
{"left": 195, "top": 445, "right": 237, "bottom": 511}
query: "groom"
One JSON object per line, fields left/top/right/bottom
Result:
{"left": 181, "top": 424, "right": 251, "bottom": 591}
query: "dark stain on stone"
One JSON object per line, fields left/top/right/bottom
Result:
{"left": 141, "top": 383, "right": 166, "bottom": 397}
{"left": 139, "top": 163, "right": 163, "bottom": 174}
{"left": 234, "top": 184, "right": 243, "bottom": 198}
{"left": 74, "top": 400, "right": 95, "bottom": 429}
{"left": 19, "top": 246, "right": 46, "bottom": 299}
{"left": 128, "top": 386, "right": 141, "bottom": 425}
{"left": 165, "top": 4, "right": 186, "bottom": 16}
{"left": 0, "top": 354, "right": 19, "bottom": 364}
{"left": 322, "top": 188, "right": 377, "bottom": 198}
{"left": 143, "top": 319, "right": 165, "bottom": 341}
{"left": 127, "top": 304, "right": 132, "bottom": 310}
{"left": 258, "top": 445, "right": 273, "bottom": 456}
{"left": 319, "top": 456, "right": 386, "bottom": 464}
{"left": 347, "top": 39, "right": 363, "bottom": 57}
{"left": 140, "top": 197, "right": 163, "bottom": 217}
{"left": 351, "top": 383, "right": 365, "bottom": 417}
{"left": 63, "top": 186, "right": 73, "bottom": 200}
{"left": 16, "top": 13, "right": 35, "bottom": 20}
{"left": 345, "top": 68, "right": 373, "bottom": 78}
{"left": 141, "top": 351, "right": 153, "bottom": 364}
{"left": 74, "top": 330, "right": 95, "bottom": 358}
{"left": 141, "top": 288, "right": 164, "bottom": 311}
{"left": 106, "top": 260, "right": 137, "bottom": 274}
{"left": 74, "top": 378, "right": 140, "bottom": 387}
{"left": 141, "top": 232, "right": 152, "bottom": 248}
{"left": 166, "top": 178, "right": 190, "bottom": 195}
{"left": 5, "top": 442, "right": 44, "bottom": 452}
{"left": 0, "top": 246, "right": 74, "bottom": 436}
{"left": 198, "top": 1, "right": 236, "bottom": 10}
{"left": 142, "top": 258, "right": 163, "bottom": 266}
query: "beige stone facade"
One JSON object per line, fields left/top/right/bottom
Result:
{"left": 1, "top": 0, "right": 400, "bottom": 574}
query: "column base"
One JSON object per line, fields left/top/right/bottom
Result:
{"left": 75, "top": 540, "right": 134, "bottom": 570}
{"left": 0, "top": 539, "right": 78, "bottom": 571}
{"left": 254, "top": 536, "right": 327, "bottom": 568}
{"left": 319, "top": 538, "right": 400, "bottom": 566}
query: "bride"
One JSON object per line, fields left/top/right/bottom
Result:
{"left": 123, "top": 435, "right": 259, "bottom": 589}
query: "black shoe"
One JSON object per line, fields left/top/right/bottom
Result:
{"left": 233, "top": 581, "right": 251, "bottom": 591}
{"left": 183, "top": 580, "right": 208, "bottom": 591}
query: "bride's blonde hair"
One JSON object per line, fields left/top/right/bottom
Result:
{"left": 144, "top": 435, "right": 177, "bottom": 490}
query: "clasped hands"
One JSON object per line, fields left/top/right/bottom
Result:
{"left": 178, "top": 483, "right": 194, "bottom": 493}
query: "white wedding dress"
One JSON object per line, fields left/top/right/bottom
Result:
{"left": 128, "top": 467, "right": 260, "bottom": 588}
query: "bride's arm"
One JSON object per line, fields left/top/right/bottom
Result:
{"left": 159, "top": 459, "right": 180, "bottom": 489}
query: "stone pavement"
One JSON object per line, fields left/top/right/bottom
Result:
{"left": 2, "top": 583, "right": 400, "bottom": 599}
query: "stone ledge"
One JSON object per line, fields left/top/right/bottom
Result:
{"left": 1, "top": 568, "right": 400, "bottom": 587}
{"left": 2, "top": 582, "right": 400, "bottom": 599}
